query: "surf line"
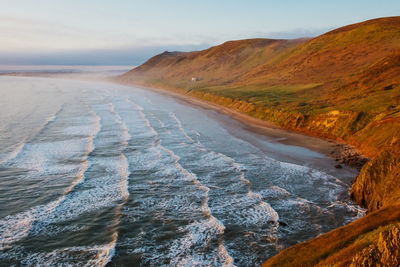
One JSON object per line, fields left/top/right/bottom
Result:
{"left": 0, "top": 104, "right": 101, "bottom": 251}
{"left": 125, "top": 98, "right": 235, "bottom": 265}
{"left": 0, "top": 103, "right": 65, "bottom": 166}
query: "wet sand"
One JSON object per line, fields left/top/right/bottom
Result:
{"left": 115, "top": 82, "right": 359, "bottom": 181}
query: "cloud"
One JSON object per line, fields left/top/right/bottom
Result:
{"left": 0, "top": 17, "right": 106, "bottom": 51}
{"left": 0, "top": 17, "right": 208, "bottom": 53}
{"left": 0, "top": 17, "right": 217, "bottom": 65}
{"left": 0, "top": 17, "right": 332, "bottom": 65}
{"left": 0, "top": 17, "right": 219, "bottom": 65}
{"left": 0, "top": 44, "right": 211, "bottom": 65}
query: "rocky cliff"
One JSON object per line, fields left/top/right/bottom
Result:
{"left": 350, "top": 224, "right": 400, "bottom": 267}
{"left": 350, "top": 142, "right": 400, "bottom": 211}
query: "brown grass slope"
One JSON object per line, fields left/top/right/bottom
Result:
{"left": 121, "top": 38, "right": 306, "bottom": 88}
{"left": 118, "top": 17, "right": 400, "bottom": 265}
{"left": 262, "top": 205, "right": 400, "bottom": 267}
{"left": 119, "top": 16, "right": 400, "bottom": 160}
{"left": 239, "top": 16, "right": 400, "bottom": 86}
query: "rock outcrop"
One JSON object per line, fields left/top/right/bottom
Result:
{"left": 350, "top": 224, "right": 400, "bottom": 267}
{"left": 350, "top": 142, "right": 400, "bottom": 211}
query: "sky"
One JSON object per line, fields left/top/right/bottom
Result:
{"left": 0, "top": 0, "right": 399, "bottom": 65}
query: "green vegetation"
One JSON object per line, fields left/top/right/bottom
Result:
{"left": 195, "top": 84, "right": 321, "bottom": 109}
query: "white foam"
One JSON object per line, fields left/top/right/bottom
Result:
{"left": 327, "top": 201, "right": 367, "bottom": 220}
{"left": 63, "top": 123, "right": 100, "bottom": 136}
{"left": 40, "top": 155, "right": 129, "bottom": 226}
{"left": 148, "top": 112, "right": 171, "bottom": 135}
{"left": 108, "top": 102, "right": 131, "bottom": 145}
{"left": 138, "top": 101, "right": 363, "bottom": 264}
{"left": 20, "top": 234, "right": 117, "bottom": 267}
{"left": 0, "top": 200, "right": 59, "bottom": 250}
{"left": 41, "top": 103, "right": 63, "bottom": 129}
{"left": 259, "top": 187, "right": 325, "bottom": 222}
{"left": 1, "top": 98, "right": 131, "bottom": 266}
{"left": 0, "top": 85, "right": 362, "bottom": 265}
{"left": 7, "top": 139, "right": 89, "bottom": 175}
{"left": 122, "top": 98, "right": 236, "bottom": 264}
{"left": 37, "top": 101, "right": 131, "bottom": 225}
{"left": 141, "top": 104, "right": 280, "bottom": 230}
{"left": 0, "top": 104, "right": 66, "bottom": 166}
{"left": 196, "top": 151, "right": 280, "bottom": 225}
{"left": 0, "top": 109, "right": 101, "bottom": 249}
{"left": 168, "top": 218, "right": 235, "bottom": 267}
{"left": 168, "top": 112, "right": 196, "bottom": 143}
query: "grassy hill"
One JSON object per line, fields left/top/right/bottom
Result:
{"left": 120, "top": 17, "right": 400, "bottom": 154}
{"left": 118, "top": 16, "right": 400, "bottom": 265}
{"left": 120, "top": 16, "right": 400, "bottom": 153}
{"left": 125, "top": 38, "right": 306, "bottom": 88}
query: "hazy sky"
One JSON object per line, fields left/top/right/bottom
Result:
{"left": 1, "top": 0, "right": 399, "bottom": 65}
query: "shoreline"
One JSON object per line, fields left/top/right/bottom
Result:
{"left": 1, "top": 73, "right": 371, "bottom": 265}
{"left": 114, "top": 80, "right": 368, "bottom": 173}
{"left": 0, "top": 73, "right": 367, "bottom": 174}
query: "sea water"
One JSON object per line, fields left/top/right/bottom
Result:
{"left": 0, "top": 76, "right": 364, "bottom": 266}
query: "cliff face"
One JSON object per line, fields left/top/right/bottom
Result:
{"left": 118, "top": 16, "right": 400, "bottom": 265}
{"left": 350, "top": 142, "right": 400, "bottom": 211}
{"left": 187, "top": 90, "right": 399, "bottom": 157}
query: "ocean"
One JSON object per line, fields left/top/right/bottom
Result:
{"left": 0, "top": 74, "right": 364, "bottom": 266}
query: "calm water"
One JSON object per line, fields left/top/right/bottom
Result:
{"left": 0, "top": 76, "right": 364, "bottom": 266}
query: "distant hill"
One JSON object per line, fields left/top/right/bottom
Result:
{"left": 123, "top": 38, "right": 307, "bottom": 87}
{"left": 118, "top": 17, "right": 400, "bottom": 265}
{"left": 121, "top": 16, "right": 400, "bottom": 88}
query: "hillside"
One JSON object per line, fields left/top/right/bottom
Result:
{"left": 262, "top": 205, "right": 400, "bottom": 267}
{"left": 239, "top": 16, "right": 400, "bottom": 86}
{"left": 124, "top": 38, "right": 306, "bottom": 88}
{"left": 118, "top": 16, "right": 400, "bottom": 265}
{"left": 119, "top": 17, "right": 400, "bottom": 155}
{"left": 119, "top": 16, "right": 400, "bottom": 154}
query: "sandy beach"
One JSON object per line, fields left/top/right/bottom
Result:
{"left": 113, "top": 81, "right": 362, "bottom": 180}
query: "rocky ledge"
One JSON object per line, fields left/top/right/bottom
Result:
{"left": 331, "top": 143, "right": 370, "bottom": 170}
